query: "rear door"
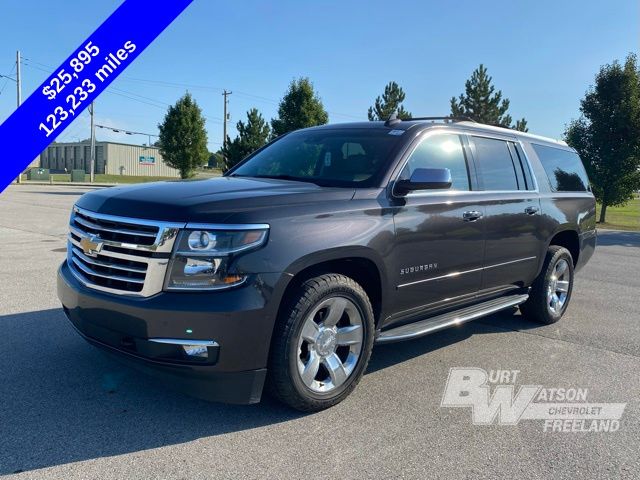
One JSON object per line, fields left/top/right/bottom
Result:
{"left": 468, "top": 134, "right": 542, "bottom": 294}
{"left": 386, "top": 131, "right": 485, "bottom": 326}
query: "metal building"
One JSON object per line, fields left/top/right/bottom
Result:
{"left": 39, "top": 141, "right": 180, "bottom": 177}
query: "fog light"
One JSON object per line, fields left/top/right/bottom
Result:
{"left": 182, "top": 344, "right": 209, "bottom": 358}
{"left": 148, "top": 338, "right": 218, "bottom": 361}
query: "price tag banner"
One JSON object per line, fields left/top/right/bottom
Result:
{"left": 0, "top": 0, "right": 193, "bottom": 192}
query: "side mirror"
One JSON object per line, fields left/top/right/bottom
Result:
{"left": 395, "top": 168, "right": 452, "bottom": 195}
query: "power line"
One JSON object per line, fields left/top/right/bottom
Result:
{"left": 20, "top": 60, "right": 225, "bottom": 125}
{"left": 0, "top": 62, "right": 17, "bottom": 95}
{"left": 20, "top": 54, "right": 364, "bottom": 133}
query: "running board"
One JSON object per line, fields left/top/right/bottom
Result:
{"left": 375, "top": 294, "right": 529, "bottom": 344}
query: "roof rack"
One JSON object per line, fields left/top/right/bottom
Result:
{"left": 384, "top": 114, "right": 476, "bottom": 127}
{"left": 407, "top": 116, "right": 476, "bottom": 123}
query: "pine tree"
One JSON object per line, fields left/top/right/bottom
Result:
{"left": 368, "top": 81, "right": 412, "bottom": 121}
{"left": 222, "top": 108, "right": 271, "bottom": 172}
{"left": 271, "top": 78, "right": 329, "bottom": 137}
{"left": 158, "top": 93, "right": 209, "bottom": 178}
{"left": 450, "top": 65, "right": 528, "bottom": 131}
{"left": 565, "top": 54, "right": 640, "bottom": 223}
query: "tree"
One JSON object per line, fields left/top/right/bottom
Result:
{"left": 271, "top": 77, "right": 328, "bottom": 137}
{"left": 222, "top": 108, "right": 271, "bottom": 171}
{"left": 368, "top": 81, "right": 412, "bottom": 120}
{"left": 450, "top": 64, "right": 528, "bottom": 131}
{"left": 565, "top": 54, "right": 640, "bottom": 223}
{"left": 208, "top": 150, "right": 223, "bottom": 169}
{"left": 158, "top": 93, "right": 209, "bottom": 178}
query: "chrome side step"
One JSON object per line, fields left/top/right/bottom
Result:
{"left": 375, "top": 294, "right": 529, "bottom": 344}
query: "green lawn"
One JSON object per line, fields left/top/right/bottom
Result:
{"left": 596, "top": 196, "right": 640, "bottom": 231}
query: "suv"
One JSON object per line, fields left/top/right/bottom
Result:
{"left": 57, "top": 117, "right": 596, "bottom": 411}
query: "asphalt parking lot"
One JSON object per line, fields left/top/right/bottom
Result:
{"left": 1, "top": 184, "right": 639, "bottom": 479}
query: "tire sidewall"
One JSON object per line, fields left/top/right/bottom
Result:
{"left": 286, "top": 282, "right": 374, "bottom": 404}
{"left": 543, "top": 249, "right": 574, "bottom": 322}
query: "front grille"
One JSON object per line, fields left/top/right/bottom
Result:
{"left": 73, "top": 209, "right": 159, "bottom": 246}
{"left": 67, "top": 207, "right": 184, "bottom": 297}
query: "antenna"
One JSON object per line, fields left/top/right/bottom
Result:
{"left": 384, "top": 112, "right": 401, "bottom": 127}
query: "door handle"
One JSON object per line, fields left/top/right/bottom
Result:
{"left": 463, "top": 210, "right": 483, "bottom": 222}
{"left": 525, "top": 206, "right": 540, "bottom": 215}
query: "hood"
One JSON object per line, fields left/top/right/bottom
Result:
{"left": 75, "top": 176, "right": 355, "bottom": 223}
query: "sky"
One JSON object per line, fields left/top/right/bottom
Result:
{"left": 0, "top": 0, "right": 638, "bottom": 151}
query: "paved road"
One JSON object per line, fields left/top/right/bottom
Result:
{"left": 1, "top": 184, "right": 639, "bottom": 479}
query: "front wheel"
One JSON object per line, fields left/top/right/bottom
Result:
{"left": 267, "top": 273, "right": 375, "bottom": 411}
{"left": 520, "top": 245, "right": 574, "bottom": 324}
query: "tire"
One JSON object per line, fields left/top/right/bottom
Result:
{"left": 267, "top": 273, "right": 375, "bottom": 412}
{"left": 520, "top": 246, "right": 574, "bottom": 325}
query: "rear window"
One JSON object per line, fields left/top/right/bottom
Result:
{"left": 532, "top": 144, "right": 590, "bottom": 192}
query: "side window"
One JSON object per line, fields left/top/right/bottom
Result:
{"left": 512, "top": 142, "right": 535, "bottom": 190}
{"left": 400, "top": 134, "right": 470, "bottom": 190}
{"left": 472, "top": 136, "right": 520, "bottom": 191}
{"left": 531, "top": 143, "right": 590, "bottom": 192}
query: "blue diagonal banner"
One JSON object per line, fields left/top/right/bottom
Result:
{"left": 0, "top": 0, "right": 194, "bottom": 193}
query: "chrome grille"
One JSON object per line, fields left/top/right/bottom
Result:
{"left": 67, "top": 206, "right": 185, "bottom": 297}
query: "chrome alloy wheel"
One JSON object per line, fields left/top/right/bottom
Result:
{"left": 296, "top": 296, "right": 364, "bottom": 393}
{"left": 547, "top": 258, "right": 571, "bottom": 315}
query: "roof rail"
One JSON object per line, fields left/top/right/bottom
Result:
{"left": 407, "top": 116, "right": 476, "bottom": 123}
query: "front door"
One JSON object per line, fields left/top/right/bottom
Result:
{"left": 386, "top": 132, "right": 485, "bottom": 327}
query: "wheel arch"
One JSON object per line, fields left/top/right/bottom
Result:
{"left": 274, "top": 247, "right": 388, "bottom": 328}
{"left": 547, "top": 229, "right": 580, "bottom": 267}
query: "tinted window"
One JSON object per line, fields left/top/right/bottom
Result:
{"left": 473, "top": 136, "right": 520, "bottom": 191}
{"left": 400, "top": 134, "right": 470, "bottom": 190}
{"left": 532, "top": 144, "right": 590, "bottom": 192}
{"left": 230, "top": 129, "right": 403, "bottom": 187}
{"left": 512, "top": 142, "right": 535, "bottom": 190}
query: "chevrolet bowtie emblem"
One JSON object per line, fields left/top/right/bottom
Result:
{"left": 80, "top": 236, "right": 103, "bottom": 257}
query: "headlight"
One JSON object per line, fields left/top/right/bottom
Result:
{"left": 164, "top": 226, "right": 269, "bottom": 291}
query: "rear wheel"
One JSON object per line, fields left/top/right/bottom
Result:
{"left": 520, "top": 245, "right": 574, "bottom": 324}
{"left": 268, "top": 273, "right": 375, "bottom": 411}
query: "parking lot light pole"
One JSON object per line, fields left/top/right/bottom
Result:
{"left": 16, "top": 50, "right": 22, "bottom": 184}
{"left": 89, "top": 102, "right": 95, "bottom": 183}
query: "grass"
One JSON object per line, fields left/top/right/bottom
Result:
{"left": 596, "top": 196, "right": 640, "bottom": 231}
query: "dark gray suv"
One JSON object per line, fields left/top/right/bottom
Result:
{"left": 57, "top": 117, "right": 596, "bottom": 411}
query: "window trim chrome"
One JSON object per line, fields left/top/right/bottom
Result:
{"left": 390, "top": 128, "right": 541, "bottom": 198}
{"left": 390, "top": 128, "right": 473, "bottom": 199}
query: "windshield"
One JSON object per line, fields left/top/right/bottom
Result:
{"left": 228, "top": 128, "right": 404, "bottom": 187}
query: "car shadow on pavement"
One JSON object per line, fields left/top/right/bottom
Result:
{"left": 0, "top": 307, "right": 524, "bottom": 475}
{"left": 0, "top": 308, "right": 305, "bottom": 475}
{"left": 596, "top": 230, "right": 640, "bottom": 247}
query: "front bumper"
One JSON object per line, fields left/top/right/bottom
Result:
{"left": 57, "top": 261, "right": 282, "bottom": 404}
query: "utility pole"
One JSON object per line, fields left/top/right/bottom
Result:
{"left": 222, "top": 89, "right": 232, "bottom": 161}
{"left": 89, "top": 101, "right": 96, "bottom": 183}
{"left": 16, "top": 50, "right": 22, "bottom": 184}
